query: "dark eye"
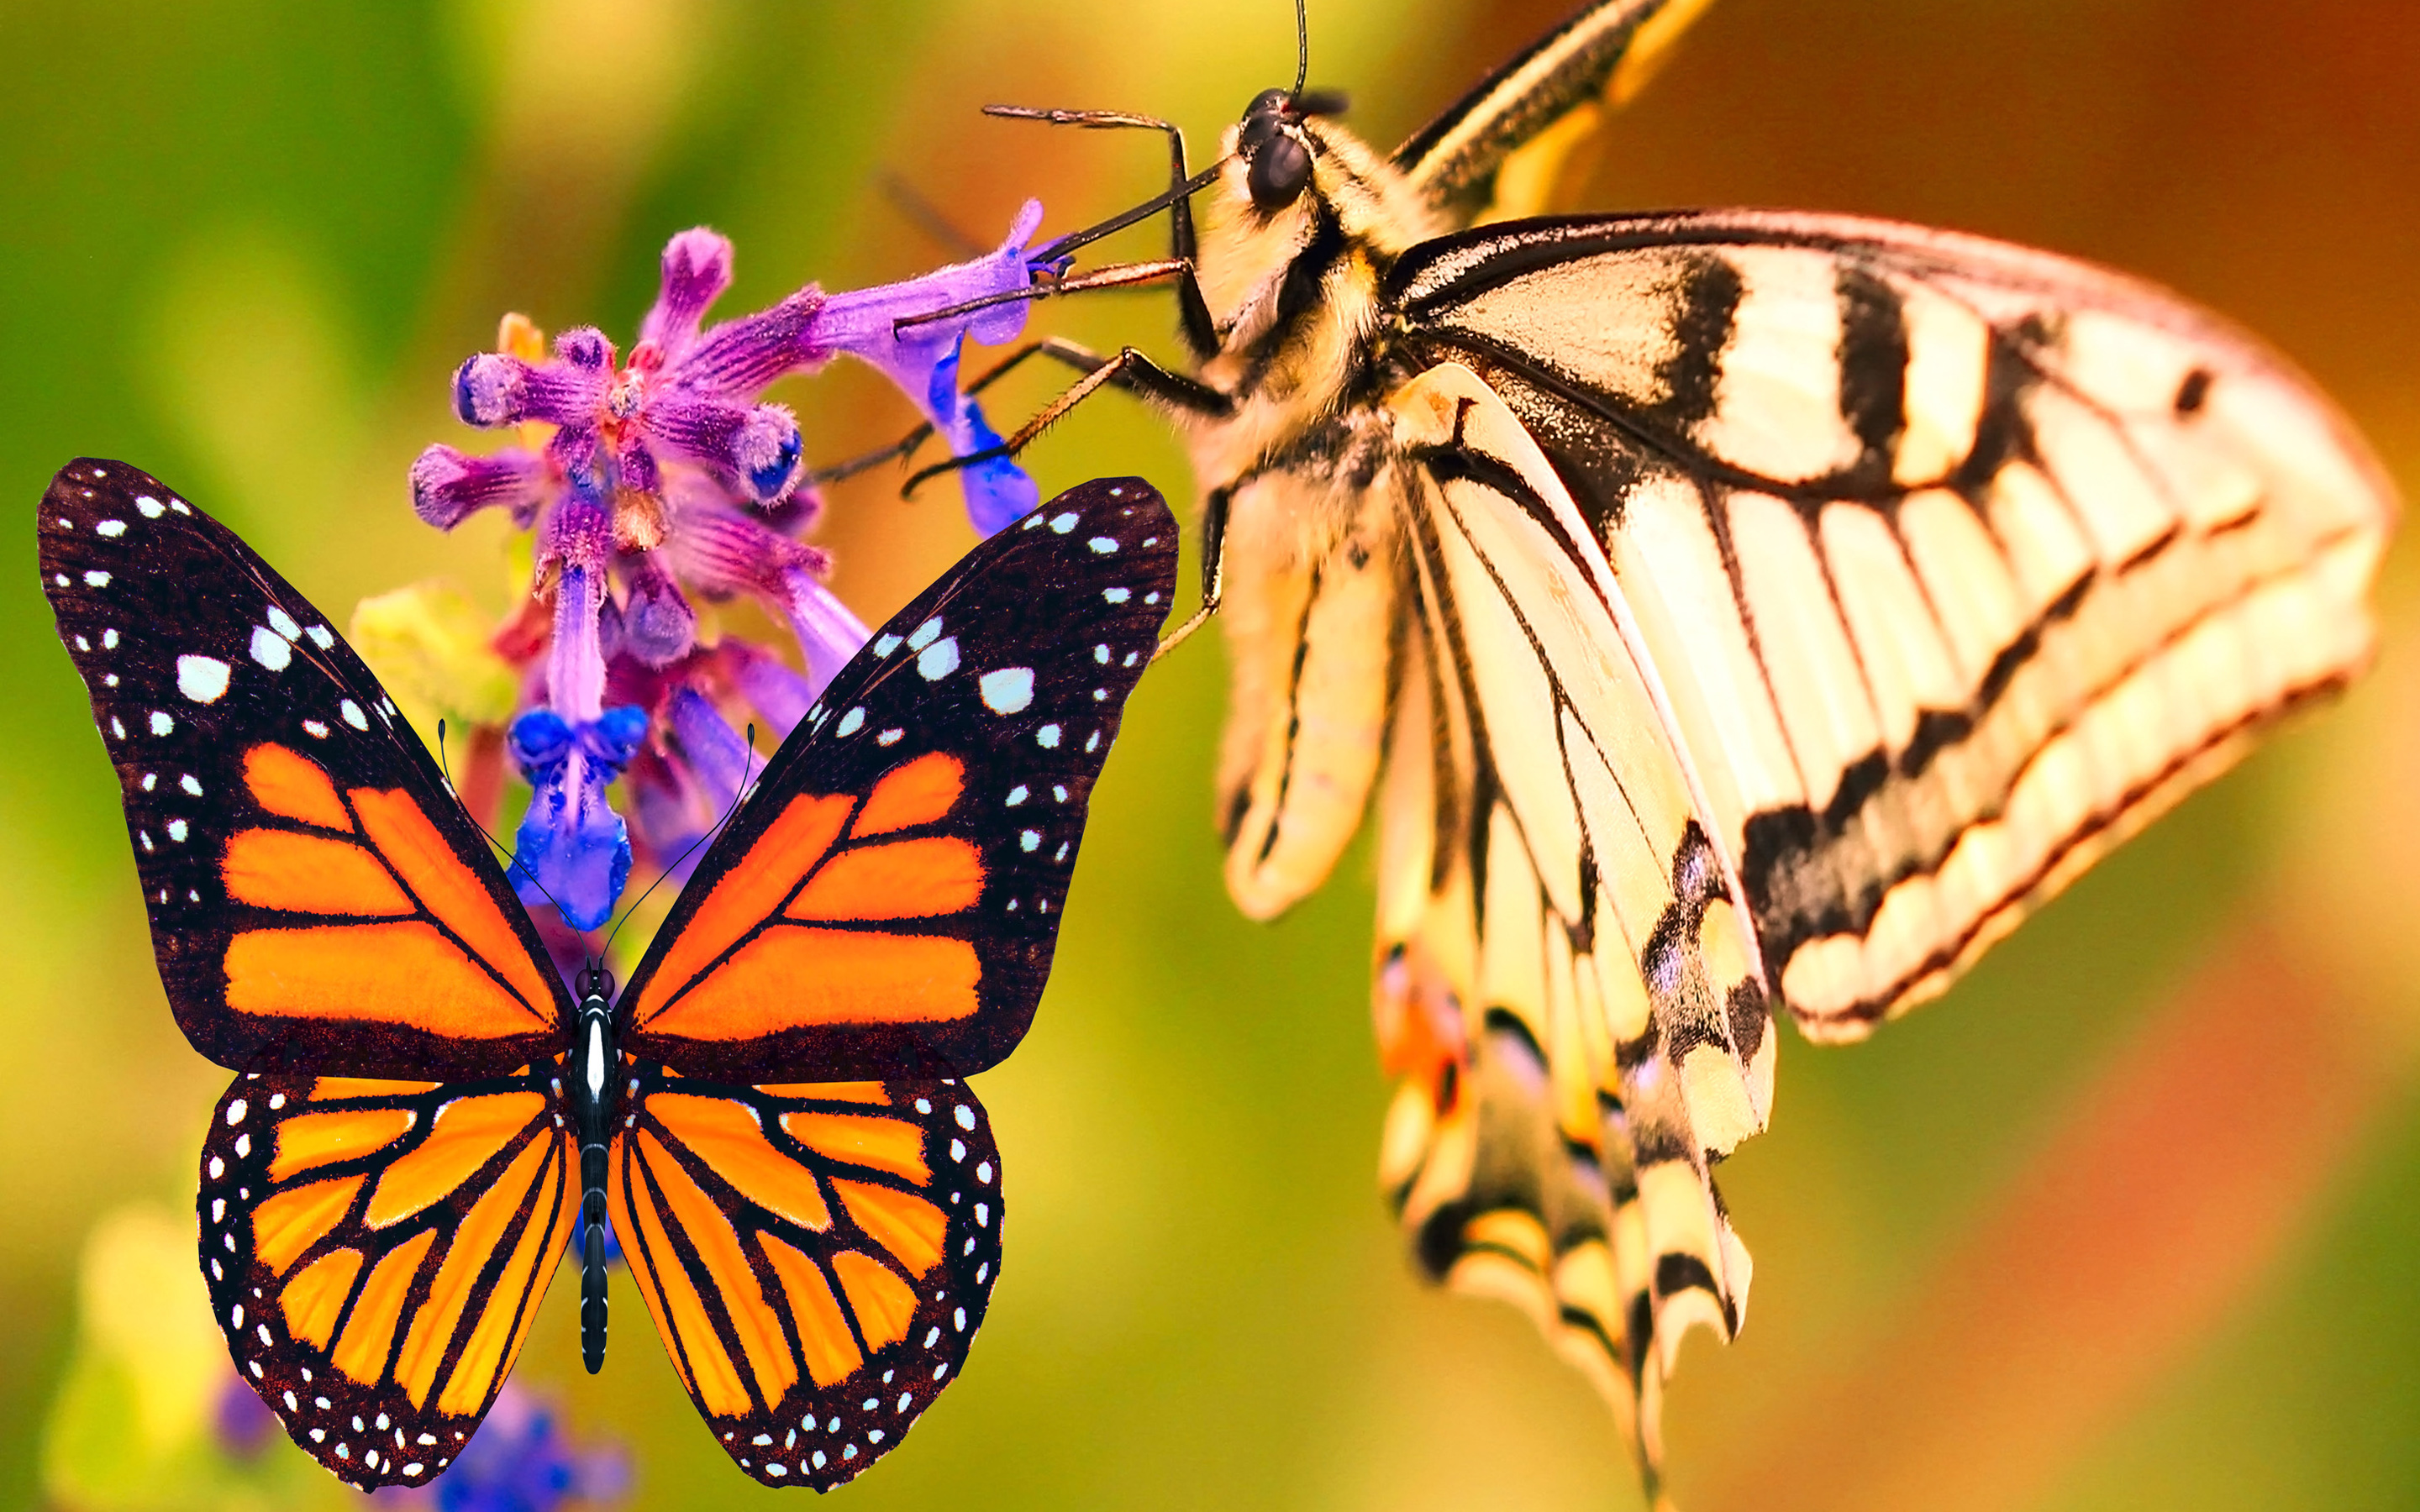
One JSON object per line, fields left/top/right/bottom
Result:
{"left": 1249, "top": 132, "right": 1312, "bottom": 211}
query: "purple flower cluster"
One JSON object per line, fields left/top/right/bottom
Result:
{"left": 410, "top": 207, "right": 1053, "bottom": 931}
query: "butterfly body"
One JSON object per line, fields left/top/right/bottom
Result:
{"left": 981, "top": 0, "right": 2395, "bottom": 1484}
{"left": 41, "top": 459, "right": 1179, "bottom": 1489}
{"left": 569, "top": 969, "right": 616, "bottom": 1372}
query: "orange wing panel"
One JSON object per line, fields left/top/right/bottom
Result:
{"left": 253, "top": 1176, "right": 365, "bottom": 1273}
{"left": 830, "top": 1250, "right": 916, "bottom": 1349}
{"left": 648, "top": 1093, "right": 834, "bottom": 1231}
{"left": 778, "top": 1110, "right": 930, "bottom": 1182}
{"left": 760, "top": 1234, "right": 864, "bottom": 1388}
{"left": 644, "top": 928, "right": 978, "bottom": 1041}
{"left": 365, "top": 1092, "right": 548, "bottom": 1228}
{"left": 329, "top": 1229, "right": 435, "bottom": 1383}
{"left": 850, "top": 752, "right": 965, "bottom": 837}
{"left": 270, "top": 1110, "right": 416, "bottom": 1181}
{"left": 223, "top": 830, "right": 412, "bottom": 916}
{"left": 394, "top": 1134, "right": 554, "bottom": 1405}
{"left": 349, "top": 788, "right": 556, "bottom": 1020}
{"left": 635, "top": 1131, "right": 798, "bottom": 1406}
{"left": 225, "top": 923, "right": 550, "bottom": 1038}
{"left": 629, "top": 794, "right": 853, "bottom": 1029}
{"left": 244, "top": 743, "right": 353, "bottom": 832}
{"left": 831, "top": 1180, "right": 947, "bottom": 1275}
{"left": 281, "top": 1248, "right": 365, "bottom": 1348}
{"left": 786, "top": 837, "right": 984, "bottom": 921}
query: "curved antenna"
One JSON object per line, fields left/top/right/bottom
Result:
{"left": 437, "top": 717, "right": 579, "bottom": 927}
{"left": 1291, "top": 0, "right": 1309, "bottom": 97}
{"left": 598, "top": 724, "right": 760, "bottom": 966}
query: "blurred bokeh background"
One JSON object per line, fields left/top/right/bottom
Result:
{"left": 7, "top": 1, "right": 2420, "bottom": 1508}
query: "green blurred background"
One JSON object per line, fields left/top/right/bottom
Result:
{"left": 7, "top": 1, "right": 2420, "bottom": 1508}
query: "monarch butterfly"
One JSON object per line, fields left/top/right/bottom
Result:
{"left": 38, "top": 459, "right": 1177, "bottom": 1490}
{"left": 908, "top": 0, "right": 2399, "bottom": 1482}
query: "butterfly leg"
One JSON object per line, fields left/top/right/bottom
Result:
{"left": 1153, "top": 482, "right": 1231, "bottom": 658}
{"left": 981, "top": 104, "right": 1218, "bottom": 358}
{"left": 901, "top": 339, "right": 1230, "bottom": 497}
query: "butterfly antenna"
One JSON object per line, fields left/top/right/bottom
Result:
{"left": 436, "top": 717, "right": 580, "bottom": 929}
{"left": 881, "top": 172, "right": 989, "bottom": 261}
{"left": 597, "top": 725, "right": 760, "bottom": 964}
{"left": 1291, "top": 0, "right": 1309, "bottom": 97}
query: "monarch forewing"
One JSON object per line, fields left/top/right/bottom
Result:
{"left": 618, "top": 478, "right": 1179, "bottom": 1083}
{"left": 38, "top": 460, "right": 573, "bottom": 1077}
{"left": 609, "top": 1070, "right": 1002, "bottom": 1490}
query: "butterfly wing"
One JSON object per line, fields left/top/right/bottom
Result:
{"left": 617, "top": 477, "right": 1177, "bottom": 1083}
{"left": 39, "top": 460, "right": 571, "bottom": 1076}
{"left": 1370, "top": 365, "right": 1765, "bottom": 1481}
{"left": 1383, "top": 212, "right": 2395, "bottom": 1036}
{"left": 1392, "top": 0, "right": 1719, "bottom": 223}
{"left": 198, "top": 1064, "right": 577, "bottom": 1488}
{"left": 608, "top": 1069, "right": 1001, "bottom": 1488}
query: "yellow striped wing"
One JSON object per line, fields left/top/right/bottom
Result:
{"left": 1386, "top": 210, "right": 2394, "bottom": 1037}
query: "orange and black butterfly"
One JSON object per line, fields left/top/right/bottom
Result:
{"left": 39, "top": 458, "right": 1177, "bottom": 1490}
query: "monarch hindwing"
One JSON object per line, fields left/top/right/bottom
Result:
{"left": 199, "top": 1066, "right": 577, "bottom": 1489}
{"left": 609, "top": 1069, "right": 1003, "bottom": 1489}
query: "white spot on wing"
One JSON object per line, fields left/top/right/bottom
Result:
{"left": 917, "top": 637, "right": 960, "bottom": 680}
{"left": 1036, "top": 723, "right": 1060, "bottom": 748}
{"left": 1048, "top": 512, "right": 1079, "bottom": 533}
{"left": 302, "top": 719, "right": 329, "bottom": 738}
{"left": 1103, "top": 587, "right": 1129, "bottom": 603}
{"left": 176, "top": 656, "right": 232, "bottom": 703}
{"left": 835, "top": 707, "right": 865, "bottom": 737}
{"left": 135, "top": 496, "right": 166, "bottom": 518}
{"left": 250, "top": 627, "right": 292, "bottom": 671}
{"left": 150, "top": 711, "right": 175, "bottom": 736}
{"left": 872, "top": 633, "right": 900, "bottom": 656}
{"left": 908, "top": 616, "right": 944, "bottom": 651}
{"left": 267, "top": 607, "right": 302, "bottom": 641}
{"left": 979, "top": 668, "right": 1034, "bottom": 714}
{"left": 83, "top": 570, "right": 111, "bottom": 587}
{"left": 340, "top": 700, "right": 369, "bottom": 731}
{"left": 306, "top": 625, "right": 334, "bottom": 649}
{"left": 1020, "top": 830, "right": 1039, "bottom": 852}
{"left": 182, "top": 774, "right": 203, "bottom": 795}
{"left": 96, "top": 520, "right": 125, "bottom": 537}
{"left": 1087, "top": 536, "right": 1118, "bottom": 554}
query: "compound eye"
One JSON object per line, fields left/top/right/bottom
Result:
{"left": 1237, "top": 87, "right": 1290, "bottom": 153}
{"left": 1249, "top": 131, "right": 1312, "bottom": 211}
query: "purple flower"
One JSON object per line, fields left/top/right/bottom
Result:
{"left": 397, "top": 1384, "right": 628, "bottom": 1512}
{"left": 213, "top": 1370, "right": 277, "bottom": 1458}
{"left": 508, "top": 704, "right": 647, "bottom": 932}
{"left": 407, "top": 209, "right": 1060, "bottom": 932}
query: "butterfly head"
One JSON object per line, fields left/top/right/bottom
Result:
{"left": 1233, "top": 86, "right": 1351, "bottom": 214}
{"left": 574, "top": 961, "right": 616, "bottom": 1011}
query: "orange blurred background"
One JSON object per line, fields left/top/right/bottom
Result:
{"left": 4, "top": 2, "right": 2418, "bottom": 1508}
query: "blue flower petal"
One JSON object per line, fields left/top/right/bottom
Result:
{"left": 508, "top": 706, "right": 648, "bottom": 932}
